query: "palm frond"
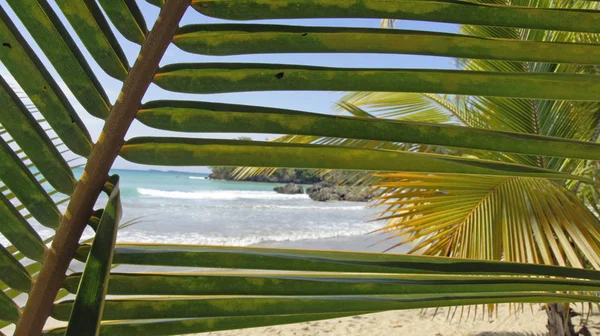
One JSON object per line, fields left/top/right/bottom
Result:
{"left": 337, "top": 92, "right": 455, "bottom": 124}
{"left": 324, "top": 1, "right": 600, "bottom": 279}
{"left": 373, "top": 173, "right": 600, "bottom": 268}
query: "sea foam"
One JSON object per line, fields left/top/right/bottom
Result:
{"left": 137, "top": 188, "right": 309, "bottom": 200}
{"left": 116, "top": 225, "right": 380, "bottom": 247}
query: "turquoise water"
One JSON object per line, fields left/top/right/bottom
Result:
{"left": 61, "top": 169, "right": 386, "bottom": 250}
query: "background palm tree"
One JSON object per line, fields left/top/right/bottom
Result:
{"left": 339, "top": 0, "right": 600, "bottom": 267}
{"left": 1, "top": 1, "right": 600, "bottom": 336}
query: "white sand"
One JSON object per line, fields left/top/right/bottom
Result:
{"left": 200, "top": 305, "right": 600, "bottom": 336}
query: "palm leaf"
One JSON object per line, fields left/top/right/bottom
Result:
{"left": 44, "top": 312, "right": 363, "bottom": 336}
{"left": 98, "top": 0, "right": 148, "bottom": 45}
{"left": 174, "top": 24, "right": 600, "bottom": 64}
{"left": 121, "top": 137, "right": 594, "bottom": 182}
{"left": 338, "top": 92, "right": 486, "bottom": 128}
{"left": 154, "top": 63, "right": 600, "bottom": 101}
{"left": 136, "top": 100, "right": 600, "bottom": 160}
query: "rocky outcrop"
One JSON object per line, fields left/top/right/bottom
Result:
{"left": 273, "top": 183, "right": 304, "bottom": 194}
{"left": 307, "top": 182, "right": 374, "bottom": 202}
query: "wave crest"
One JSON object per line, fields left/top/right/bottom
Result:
{"left": 137, "top": 188, "right": 309, "bottom": 200}
{"left": 116, "top": 226, "right": 378, "bottom": 247}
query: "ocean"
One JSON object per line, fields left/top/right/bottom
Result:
{"left": 37, "top": 169, "right": 406, "bottom": 253}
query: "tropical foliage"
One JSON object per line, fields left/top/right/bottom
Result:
{"left": 0, "top": 1, "right": 600, "bottom": 336}
{"left": 210, "top": 166, "right": 323, "bottom": 183}
{"left": 332, "top": 1, "right": 600, "bottom": 267}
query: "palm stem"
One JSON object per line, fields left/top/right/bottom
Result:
{"left": 13, "top": 1, "right": 190, "bottom": 334}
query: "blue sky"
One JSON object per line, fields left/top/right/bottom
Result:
{"left": 1, "top": 2, "right": 457, "bottom": 173}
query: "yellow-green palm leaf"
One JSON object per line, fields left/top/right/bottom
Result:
{"left": 373, "top": 173, "right": 600, "bottom": 268}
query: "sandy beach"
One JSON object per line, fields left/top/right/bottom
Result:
{"left": 200, "top": 305, "right": 599, "bottom": 336}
